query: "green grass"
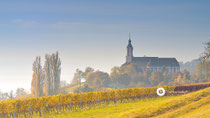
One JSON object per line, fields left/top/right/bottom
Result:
{"left": 36, "top": 87, "right": 210, "bottom": 118}
{"left": 176, "top": 103, "right": 210, "bottom": 118}
{"left": 44, "top": 97, "right": 177, "bottom": 118}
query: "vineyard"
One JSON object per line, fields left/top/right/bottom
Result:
{"left": 0, "top": 82, "right": 210, "bottom": 118}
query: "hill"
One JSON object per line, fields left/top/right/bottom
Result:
{"left": 60, "top": 83, "right": 85, "bottom": 93}
{"left": 49, "top": 87, "right": 210, "bottom": 118}
{"left": 0, "top": 83, "right": 209, "bottom": 118}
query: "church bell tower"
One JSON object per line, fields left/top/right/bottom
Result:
{"left": 126, "top": 34, "right": 133, "bottom": 63}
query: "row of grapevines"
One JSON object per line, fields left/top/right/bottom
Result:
{"left": 174, "top": 82, "right": 210, "bottom": 91}
{"left": 0, "top": 85, "right": 175, "bottom": 115}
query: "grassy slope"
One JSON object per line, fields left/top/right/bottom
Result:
{"left": 45, "top": 87, "right": 210, "bottom": 118}
{"left": 60, "top": 83, "right": 85, "bottom": 93}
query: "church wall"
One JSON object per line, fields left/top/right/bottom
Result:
{"left": 135, "top": 66, "right": 180, "bottom": 74}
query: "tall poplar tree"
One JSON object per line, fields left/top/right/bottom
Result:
{"left": 43, "top": 52, "right": 61, "bottom": 95}
{"left": 31, "top": 56, "right": 43, "bottom": 97}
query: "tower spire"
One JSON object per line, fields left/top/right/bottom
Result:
{"left": 126, "top": 33, "right": 133, "bottom": 63}
{"left": 129, "top": 33, "right": 131, "bottom": 43}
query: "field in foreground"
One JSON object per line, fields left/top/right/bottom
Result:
{"left": 43, "top": 87, "right": 210, "bottom": 118}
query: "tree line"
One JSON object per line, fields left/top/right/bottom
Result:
{"left": 0, "top": 88, "right": 28, "bottom": 100}
{"left": 26, "top": 41, "right": 210, "bottom": 95}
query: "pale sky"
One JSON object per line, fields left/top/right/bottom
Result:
{"left": 0, "top": 0, "right": 209, "bottom": 92}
